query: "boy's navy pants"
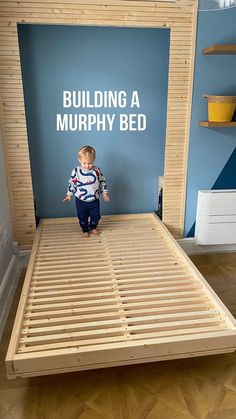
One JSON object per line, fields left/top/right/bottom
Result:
{"left": 75, "top": 198, "right": 101, "bottom": 233}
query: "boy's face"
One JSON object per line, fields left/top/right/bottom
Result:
{"left": 79, "top": 156, "right": 94, "bottom": 171}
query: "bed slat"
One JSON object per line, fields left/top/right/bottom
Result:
{"left": 6, "top": 214, "right": 236, "bottom": 378}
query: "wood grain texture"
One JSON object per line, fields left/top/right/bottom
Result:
{"left": 6, "top": 214, "right": 236, "bottom": 379}
{"left": 1, "top": 251, "right": 236, "bottom": 418}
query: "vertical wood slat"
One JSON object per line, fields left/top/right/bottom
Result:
{"left": 0, "top": 18, "right": 35, "bottom": 246}
{"left": 163, "top": 1, "right": 198, "bottom": 238}
{"left": 0, "top": 0, "right": 198, "bottom": 246}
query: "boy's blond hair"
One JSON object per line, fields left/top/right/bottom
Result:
{"left": 78, "top": 145, "right": 96, "bottom": 161}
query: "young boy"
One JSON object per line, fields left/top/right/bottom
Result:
{"left": 63, "top": 146, "right": 110, "bottom": 237}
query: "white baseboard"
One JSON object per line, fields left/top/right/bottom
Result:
{"left": 178, "top": 238, "right": 236, "bottom": 255}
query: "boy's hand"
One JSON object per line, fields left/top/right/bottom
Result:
{"left": 103, "top": 192, "right": 110, "bottom": 202}
{"left": 62, "top": 195, "right": 72, "bottom": 203}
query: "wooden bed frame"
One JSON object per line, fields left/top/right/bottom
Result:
{"left": 6, "top": 213, "right": 236, "bottom": 379}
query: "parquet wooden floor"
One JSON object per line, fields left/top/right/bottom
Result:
{"left": 1, "top": 252, "right": 236, "bottom": 419}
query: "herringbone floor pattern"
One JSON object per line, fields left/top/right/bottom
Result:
{"left": 1, "top": 252, "right": 236, "bottom": 419}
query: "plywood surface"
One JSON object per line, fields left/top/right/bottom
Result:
{"left": 6, "top": 213, "right": 236, "bottom": 379}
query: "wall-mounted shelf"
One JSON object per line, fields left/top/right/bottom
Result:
{"left": 199, "top": 121, "right": 236, "bottom": 127}
{"left": 200, "top": 44, "right": 236, "bottom": 127}
{"left": 203, "top": 45, "right": 236, "bottom": 55}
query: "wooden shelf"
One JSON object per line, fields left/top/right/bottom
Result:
{"left": 199, "top": 121, "right": 236, "bottom": 127}
{"left": 203, "top": 45, "right": 236, "bottom": 55}
{"left": 201, "top": 44, "right": 236, "bottom": 127}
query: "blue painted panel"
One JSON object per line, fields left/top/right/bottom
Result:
{"left": 18, "top": 25, "right": 170, "bottom": 218}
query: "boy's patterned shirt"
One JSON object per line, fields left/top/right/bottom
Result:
{"left": 67, "top": 166, "right": 108, "bottom": 201}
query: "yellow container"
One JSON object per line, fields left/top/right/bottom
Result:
{"left": 205, "top": 95, "right": 236, "bottom": 122}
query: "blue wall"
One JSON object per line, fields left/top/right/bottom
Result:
{"left": 18, "top": 9, "right": 236, "bottom": 230}
{"left": 185, "top": 7, "right": 236, "bottom": 236}
{"left": 18, "top": 25, "right": 170, "bottom": 218}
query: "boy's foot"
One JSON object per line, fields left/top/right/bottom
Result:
{"left": 82, "top": 232, "right": 89, "bottom": 238}
{"left": 91, "top": 229, "right": 100, "bottom": 236}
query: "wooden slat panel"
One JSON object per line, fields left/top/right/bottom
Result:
{"left": 6, "top": 214, "right": 236, "bottom": 378}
